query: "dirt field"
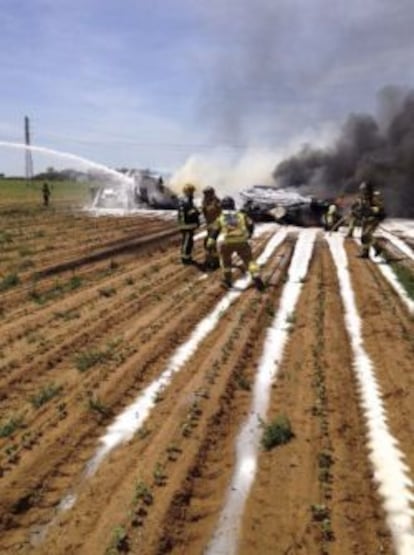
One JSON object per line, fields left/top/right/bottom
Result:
{"left": 0, "top": 204, "right": 413, "bottom": 555}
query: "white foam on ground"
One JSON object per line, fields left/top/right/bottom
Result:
{"left": 353, "top": 238, "right": 414, "bottom": 314}
{"left": 372, "top": 253, "right": 414, "bottom": 314}
{"left": 54, "top": 224, "right": 286, "bottom": 523}
{"left": 380, "top": 229, "right": 414, "bottom": 261}
{"left": 85, "top": 226, "right": 286, "bottom": 476}
{"left": 206, "top": 229, "right": 317, "bottom": 555}
{"left": 384, "top": 219, "right": 414, "bottom": 241}
{"left": 327, "top": 234, "right": 414, "bottom": 555}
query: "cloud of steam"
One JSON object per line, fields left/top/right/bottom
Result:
{"left": 273, "top": 86, "right": 414, "bottom": 216}
{"left": 169, "top": 148, "right": 276, "bottom": 197}
{"left": 169, "top": 123, "right": 336, "bottom": 201}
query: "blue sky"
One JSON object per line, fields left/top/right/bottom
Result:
{"left": 1, "top": 0, "right": 414, "bottom": 176}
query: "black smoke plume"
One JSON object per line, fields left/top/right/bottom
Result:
{"left": 273, "top": 87, "right": 414, "bottom": 216}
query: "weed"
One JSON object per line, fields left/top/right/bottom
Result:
{"left": 109, "top": 260, "right": 119, "bottom": 271}
{"left": 0, "top": 273, "right": 20, "bottom": 291}
{"left": 106, "top": 525, "right": 128, "bottom": 553}
{"left": 125, "top": 276, "right": 134, "bottom": 286}
{"left": 265, "top": 302, "right": 275, "bottom": 318}
{"left": 153, "top": 390, "right": 164, "bottom": 404}
{"left": 234, "top": 372, "right": 251, "bottom": 391}
{"left": 30, "top": 383, "right": 62, "bottom": 408}
{"left": 311, "top": 504, "right": 330, "bottom": 522}
{"left": 0, "top": 231, "right": 13, "bottom": 244}
{"left": 0, "top": 416, "right": 24, "bottom": 438}
{"left": 99, "top": 286, "right": 117, "bottom": 298}
{"left": 318, "top": 451, "right": 333, "bottom": 469}
{"left": 69, "top": 275, "right": 82, "bottom": 290}
{"left": 136, "top": 425, "right": 151, "bottom": 440}
{"left": 391, "top": 262, "right": 414, "bottom": 300}
{"left": 260, "top": 415, "right": 294, "bottom": 451}
{"left": 74, "top": 349, "right": 108, "bottom": 372}
{"left": 321, "top": 518, "right": 334, "bottom": 541}
{"left": 54, "top": 309, "right": 80, "bottom": 321}
{"left": 133, "top": 481, "right": 153, "bottom": 505}
{"left": 153, "top": 463, "right": 167, "bottom": 486}
{"left": 88, "top": 396, "right": 111, "bottom": 417}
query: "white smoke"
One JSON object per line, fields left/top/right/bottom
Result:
{"left": 169, "top": 124, "right": 337, "bottom": 198}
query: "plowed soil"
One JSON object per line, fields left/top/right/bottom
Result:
{"left": 0, "top": 207, "right": 413, "bottom": 555}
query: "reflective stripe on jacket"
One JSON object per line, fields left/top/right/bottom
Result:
{"left": 178, "top": 197, "right": 200, "bottom": 230}
{"left": 212, "top": 210, "right": 253, "bottom": 244}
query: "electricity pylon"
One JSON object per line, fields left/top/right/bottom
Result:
{"left": 24, "top": 116, "right": 34, "bottom": 185}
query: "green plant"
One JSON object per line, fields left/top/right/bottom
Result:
{"left": 106, "top": 525, "right": 128, "bottom": 554}
{"left": 30, "top": 383, "right": 62, "bottom": 408}
{"left": 0, "top": 273, "right": 20, "bottom": 291}
{"left": 311, "top": 503, "right": 330, "bottom": 522}
{"left": 133, "top": 481, "right": 153, "bottom": 505}
{"left": 88, "top": 396, "right": 110, "bottom": 416}
{"left": 318, "top": 451, "right": 333, "bottom": 469}
{"left": 69, "top": 275, "right": 82, "bottom": 290}
{"left": 136, "top": 425, "right": 151, "bottom": 440}
{"left": 153, "top": 463, "right": 167, "bottom": 486}
{"left": 234, "top": 372, "right": 251, "bottom": 391}
{"left": 261, "top": 415, "right": 294, "bottom": 450}
{"left": 391, "top": 262, "right": 414, "bottom": 300}
{"left": 74, "top": 349, "right": 108, "bottom": 372}
{"left": 0, "top": 416, "right": 24, "bottom": 438}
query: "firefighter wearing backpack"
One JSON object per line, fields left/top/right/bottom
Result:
{"left": 202, "top": 186, "right": 221, "bottom": 269}
{"left": 358, "top": 181, "right": 386, "bottom": 258}
{"left": 206, "top": 196, "right": 264, "bottom": 290}
{"left": 177, "top": 184, "right": 200, "bottom": 264}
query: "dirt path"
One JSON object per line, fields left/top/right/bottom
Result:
{"left": 240, "top": 239, "right": 391, "bottom": 555}
{"left": 1, "top": 209, "right": 413, "bottom": 555}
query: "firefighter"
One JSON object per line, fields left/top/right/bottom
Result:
{"left": 346, "top": 197, "right": 363, "bottom": 238}
{"left": 177, "top": 183, "right": 200, "bottom": 264}
{"left": 358, "top": 181, "right": 386, "bottom": 258}
{"left": 202, "top": 186, "right": 221, "bottom": 269}
{"left": 322, "top": 201, "right": 339, "bottom": 231}
{"left": 42, "top": 182, "right": 51, "bottom": 207}
{"left": 207, "top": 196, "right": 264, "bottom": 290}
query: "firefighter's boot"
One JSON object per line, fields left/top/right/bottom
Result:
{"left": 253, "top": 276, "right": 265, "bottom": 291}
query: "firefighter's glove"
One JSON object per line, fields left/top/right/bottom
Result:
{"left": 206, "top": 237, "right": 216, "bottom": 251}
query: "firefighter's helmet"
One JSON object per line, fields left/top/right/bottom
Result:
{"left": 183, "top": 183, "right": 196, "bottom": 195}
{"left": 203, "top": 186, "right": 215, "bottom": 196}
{"left": 221, "top": 196, "right": 236, "bottom": 210}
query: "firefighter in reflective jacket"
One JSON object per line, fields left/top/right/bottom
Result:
{"left": 202, "top": 186, "right": 221, "bottom": 269}
{"left": 322, "top": 201, "right": 339, "bottom": 231}
{"left": 358, "top": 181, "right": 386, "bottom": 258}
{"left": 178, "top": 184, "right": 200, "bottom": 264}
{"left": 346, "top": 197, "right": 363, "bottom": 238}
{"left": 207, "top": 196, "right": 264, "bottom": 290}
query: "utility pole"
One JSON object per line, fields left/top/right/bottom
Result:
{"left": 24, "top": 116, "right": 34, "bottom": 185}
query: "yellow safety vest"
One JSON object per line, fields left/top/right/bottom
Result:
{"left": 218, "top": 211, "right": 250, "bottom": 243}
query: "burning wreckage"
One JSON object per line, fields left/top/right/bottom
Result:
{"left": 92, "top": 173, "right": 333, "bottom": 228}
{"left": 241, "top": 185, "right": 332, "bottom": 227}
{"left": 91, "top": 169, "right": 179, "bottom": 210}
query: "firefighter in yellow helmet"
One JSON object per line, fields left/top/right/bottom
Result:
{"left": 177, "top": 184, "right": 200, "bottom": 264}
{"left": 202, "top": 186, "right": 221, "bottom": 269}
{"left": 346, "top": 197, "right": 363, "bottom": 238}
{"left": 322, "top": 200, "right": 340, "bottom": 231}
{"left": 358, "top": 181, "right": 386, "bottom": 258}
{"left": 206, "top": 196, "right": 264, "bottom": 290}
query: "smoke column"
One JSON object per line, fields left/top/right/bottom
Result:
{"left": 273, "top": 86, "right": 414, "bottom": 216}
